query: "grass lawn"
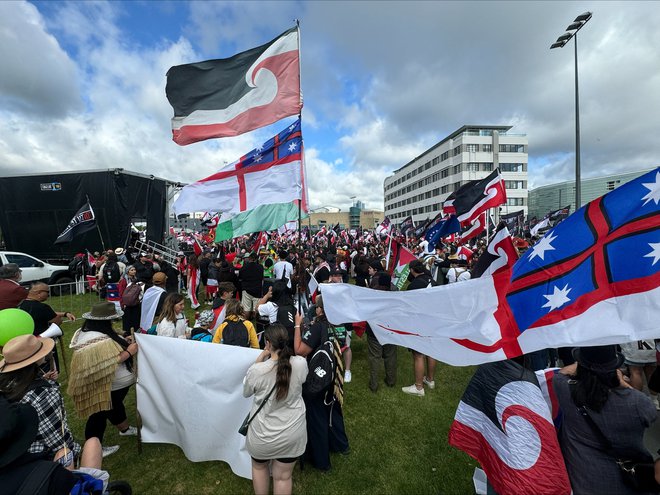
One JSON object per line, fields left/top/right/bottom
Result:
{"left": 50, "top": 292, "right": 478, "bottom": 494}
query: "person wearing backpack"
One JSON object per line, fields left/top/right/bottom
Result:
{"left": 98, "top": 253, "right": 125, "bottom": 307}
{"left": 118, "top": 265, "right": 143, "bottom": 336}
{"left": 294, "top": 295, "right": 349, "bottom": 472}
{"left": 256, "top": 280, "right": 296, "bottom": 349}
{"left": 212, "top": 299, "right": 259, "bottom": 348}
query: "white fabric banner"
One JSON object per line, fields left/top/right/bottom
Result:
{"left": 135, "top": 334, "right": 261, "bottom": 479}
{"left": 320, "top": 281, "right": 660, "bottom": 366}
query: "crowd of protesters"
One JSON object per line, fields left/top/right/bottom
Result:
{"left": 3, "top": 224, "right": 660, "bottom": 494}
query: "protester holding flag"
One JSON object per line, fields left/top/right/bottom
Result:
{"left": 187, "top": 255, "right": 201, "bottom": 310}
{"left": 401, "top": 260, "right": 437, "bottom": 397}
{"left": 366, "top": 273, "right": 397, "bottom": 392}
{"left": 554, "top": 345, "right": 658, "bottom": 494}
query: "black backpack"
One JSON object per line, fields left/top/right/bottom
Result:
{"left": 276, "top": 304, "right": 296, "bottom": 347}
{"left": 103, "top": 261, "right": 120, "bottom": 283}
{"left": 303, "top": 323, "right": 335, "bottom": 396}
{"left": 222, "top": 319, "right": 250, "bottom": 347}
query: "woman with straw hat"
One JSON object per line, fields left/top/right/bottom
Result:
{"left": 68, "top": 302, "right": 138, "bottom": 457}
{"left": 0, "top": 334, "right": 82, "bottom": 463}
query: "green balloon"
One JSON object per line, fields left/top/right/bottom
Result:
{"left": 0, "top": 309, "right": 35, "bottom": 346}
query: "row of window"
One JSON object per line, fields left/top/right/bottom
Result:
{"left": 384, "top": 163, "right": 527, "bottom": 201}
{"left": 385, "top": 144, "right": 526, "bottom": 191}
{"left": 387, "top": 197, "right": 527, "bottom": 218}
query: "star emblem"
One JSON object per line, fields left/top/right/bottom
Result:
{"left": 528, "top": 231, "right": 557, "bottom": 261}
{"left": 542, "top": 284, "right": 572, "bottom": 311}
{"left": 256, "top": 145, "right": 263, "bottom": 152}
{"left": 253, "top": 154, "right": 263, "bottom": 162}
{"left": 288, "top": 142, "right": 298, "bottom": 152}
{"left": 289, "top": 124, "right": 296, "bottom": 131}
{"left": 641, "top": 171, "right": 660, "bottom": 206}
{"left": 644, "top": 242, "right": 660, "bottom": 266}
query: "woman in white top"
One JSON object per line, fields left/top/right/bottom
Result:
{"left": 243, "top": 323, "right": 308, "bottom": 495}
{"left": 155, "top": 293, "right": 188, "bottom": 338}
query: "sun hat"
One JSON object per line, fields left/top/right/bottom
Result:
{"left": 114, "top": 247, "right": 125, "bottom": 255}
{"left": 0, "top": 397, "right": 39, "bottom": 468}
{"left": 573, "top": 345, "right": 624, "bottom": 373}
{"left": 0, "top": 334, "right": 55, "bottom": 373}
{"left": 82, "top": 301, "right": 124, "bottom": 320}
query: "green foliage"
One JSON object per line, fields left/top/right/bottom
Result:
{"left": 53, "top": 295, "right": 477, "bottom": 495}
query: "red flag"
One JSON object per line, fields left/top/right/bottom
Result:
{"left": 192, "top": 239, "right": 203, "bottom": 257}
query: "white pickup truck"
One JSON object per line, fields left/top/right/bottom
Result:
{"left": 0, "top": 251, "right": 73, "bottom": 288}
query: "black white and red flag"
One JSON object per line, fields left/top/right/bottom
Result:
{"left": 471, "top": 223, "right": 519, "bottom": 278}
{"left": 166, "top": 27, "right": 301, "bottom": 145}
{"left": 399, "top": 216, "right": 414, "bottom": 237}
{"left": 413, "top": 216, "right": 431, "bottom": 238}
{"left": 458, "top": 212, "right": 486, "bottom": 243}
{"left": 501, "top": 209, "right": 524, "bottom": 236}
{"left": 443, "top": 169, "right": 507, "bottom": 224}
{"left": 448, "top": 359, "right": 571, "bottom": 495}
{"left": 54, "top": 202, "right": 97, "bottom": 245}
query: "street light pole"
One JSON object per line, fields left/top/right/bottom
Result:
{"left": 550, "top": 11, "right": 592, "bottom": 211}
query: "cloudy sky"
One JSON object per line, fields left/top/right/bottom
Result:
{"left": 1, "top": 1, "right": 658, "bottom": 213}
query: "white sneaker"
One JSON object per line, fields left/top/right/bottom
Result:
{"left": 119, "top": 426, "right": 138, "bottom": 436}
{"left": 401, "top": 384, "right": 425, "bottom": 397}
{"left": 423, "top": 376, "right": 435, "bottom": 389}
{"left": 344, "top": 370, "right": 352, "bottom": 383}
{"left": 102, "top": 445, "right": 120, "bottom": 458}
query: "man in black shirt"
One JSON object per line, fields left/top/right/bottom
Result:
{"left": 239, "top": 252, "right": 264, "bottom": 322}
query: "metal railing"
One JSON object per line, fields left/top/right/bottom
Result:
{"left": 133, "top": 239, "right": 179, "bottom": 266}
{"left": 48, "top": 279, "right": 104, "bottom": 320}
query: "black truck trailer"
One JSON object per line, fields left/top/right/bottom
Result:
{"left": 0, "top": 169, "right": 174, "bottom": 260}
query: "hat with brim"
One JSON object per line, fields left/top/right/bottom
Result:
{"left": 0, "top": 397, "right": 39, "bottom": 468}
{"left": 573, "top": 345, "right": 624, "bottom": 373}
{"left": 0, "top": 334, "right": 55, "bottom": 373}
{"left": 82, "top": 301, "right": 124, "bottom": 320}
{"left": 114, "top": 247, "right": 125, "bottom": 255}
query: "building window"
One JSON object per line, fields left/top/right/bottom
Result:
{"left": 406, "top": 173, "right": 411, "bottom": 180}
{"left": 453, "top": 145, "right": 462, "bottom": 156}
{"left": 466, "top": 163, "right": 480, "bottom": 172}
{"left": 506, "top": 198, "right": 525, "bottom": 206}
{"left": 432, "top": 188, "right": 440, "bottom": 196}
{"left": 441, "top": 168, "right": 449, "bottom": 179}
{"left": 453, "top": 164, "right": 462, "bottom": 174}
{"left": 505, "top": 180, "right": 526, "bottom": 189}
{"left": 441, "top": 185, "right": 449, "bottom": 194}
{"left": 466, "top": 144, "right": 479, "bottom": 152}
{"left": 426, "top": 205, "right": 433, "bottom": 213}
{"left": 482, "top": 144, "right": 492, "bottom": 152}
{"left": 606, "top": 181, "right": 616, "bottom": 191}
{"left": 441, "top": 151, "right": 450, "bottom": 161}
{"left": 499, "top": 144, "right": 526, "bottom": 153}
{"left": 453, "top": 181, "right": 462, "bottom": 191}
{"left": 500, "top": 163, "right": 523, "bottom": 172}
{"left": 482, "top": 163, "right": 494, "bottom": 171}
{"left": 432, "top": 157, "right": 439, "bottom": 165}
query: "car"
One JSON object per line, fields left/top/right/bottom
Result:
{"left": 0, "top": 251, "right": 73, "bottom": 294}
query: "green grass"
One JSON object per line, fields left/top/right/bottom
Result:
{"left": 50, "top": 293, "right": 478, "bottom": 495}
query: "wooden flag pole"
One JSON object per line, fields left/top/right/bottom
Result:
{"left": 130, "top": 328, "right": 143, "bottom": 454}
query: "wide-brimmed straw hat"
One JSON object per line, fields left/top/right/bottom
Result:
{"left": 82, "top": 301, "right": 124, "bottom": 320}
{"left": 573, "top": 345, "right": 624, "bottom": 373}
{"left": 0, "top": 334, "right": 55, "bottom": 373}
{"left": 114, "top": 247, "right": 125, "bottom": 255}
{"left": 0, "top": 397, "right": 39, "bottom": 468}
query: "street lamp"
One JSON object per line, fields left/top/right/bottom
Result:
{"left": 550, "top": 11, "right": 592, "bottom": 210}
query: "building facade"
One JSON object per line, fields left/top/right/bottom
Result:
{"left": 527, "top": 168, "right": 654, "bottom": 221}
{"left": 384, "top": 125, "right": 528, "bottom": 226}
{"left": 307, "top": 200, "right": 384, "bottom": 232}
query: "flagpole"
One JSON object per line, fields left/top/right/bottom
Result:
{"left": 86, "top": 194, "right": 106, "bottom": 251}
{"left": 385, "top": 233, "right": 393, "bottom": 271}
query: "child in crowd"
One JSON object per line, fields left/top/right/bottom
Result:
{"left": 190, "top": 310, "right": 215, "bottom": 343}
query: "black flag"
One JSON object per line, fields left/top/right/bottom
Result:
{"left": 54, "top": 202, "right": 97, "bottom": 244}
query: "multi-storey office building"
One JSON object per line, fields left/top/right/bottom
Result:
{"left": 527, "top": 168, "right": 654, "bottom": 221}
{"left": 384, "top": 125, "right": 528, "bottom": 225}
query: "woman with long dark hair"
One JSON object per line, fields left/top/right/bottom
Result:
{"left": 68, "top": 302, "right": 138, "bottom": 457}
{"left": 243, "top": 323, "right": 307, "bottom": 495}
{"left": 187, "top": 254, "right": 201, "bottom": 309}
{"left": 554, "top": 345, "right": 657, "bottom": 494}
{"left": 155, "top": 293, "right": 188, "bottom": 338}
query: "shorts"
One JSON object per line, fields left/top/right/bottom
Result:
{"left": 74, "top": 467, "right": 110, "bottom": 493}
{"left": 242, "top": 291, "right": 260, "bottom": 312}
{"left": 251, "top": 456, "right": 298, "bottom": 464}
